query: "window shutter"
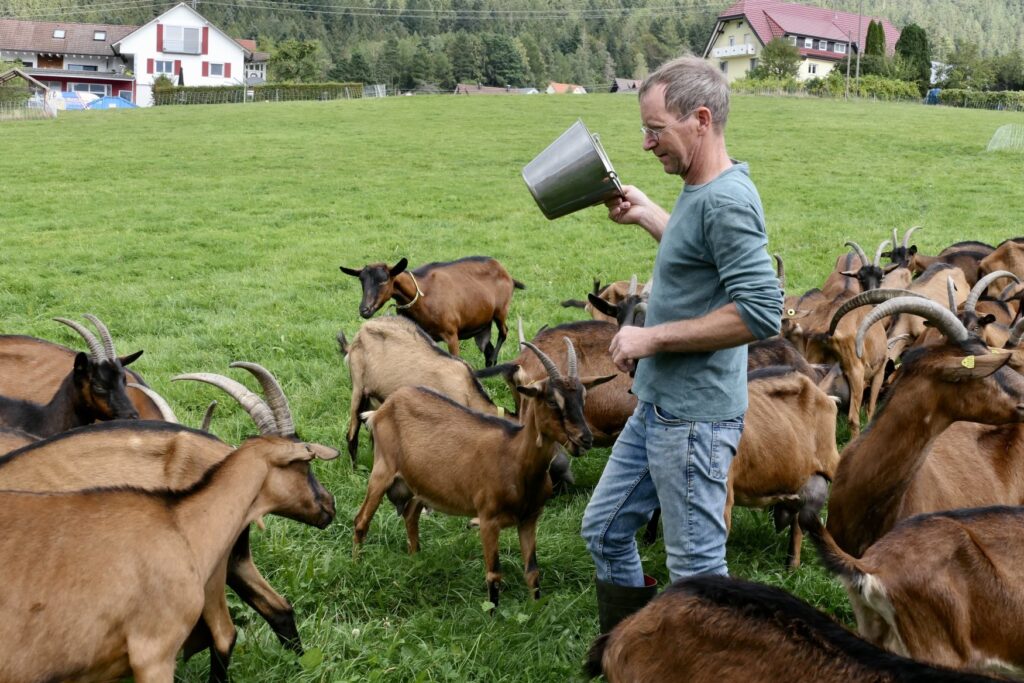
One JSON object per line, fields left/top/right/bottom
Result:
{"left": 225, "top": 62, "right": 231, "bottom": 79}
{"left": 174, "top": 60, "right": 181, "bottom": 75}
{"left": 147, "top": 58, "right": 154, "bottom": 74}
{"left": 202, "top": 26, "right": 209, "bottom": 55}
{"left": 156, "top": 23, "right": 163, "bottom": 52}
{"left": 202, "top": 61, "right": 209, "bottom": 77}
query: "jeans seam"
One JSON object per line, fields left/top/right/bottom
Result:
{"left": 596, "top": 465, "right": 651, "bottom": 581}
{"left": 685, "top": 424, "right": 697, "bottom": 560}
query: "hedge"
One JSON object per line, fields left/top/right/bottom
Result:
{"left": 153, "top": 82, "right": 364, "bottom": 106}
{"left": 938, "top": 89, "right": 1024, "bottom": 110}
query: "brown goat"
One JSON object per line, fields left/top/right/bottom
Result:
{"left": 561, "top": 275, "right": 646, "bottom": 324}
{"left": 585, "top": 574, "right": 1003, "bottom": 683}
{"left": 337, "top": 316, "right": 505, "bottom": 464}
{"left": 883, "top": 264, "right": 970, "bottom": 361}
{"left": 0, "top": 426, "right": 37, "bottom": 454}
{"left": 978, "top": 238, "right": 1024, "bottom": 296}
{"left": 910, "top": 241, "right": 995, "bottom": 285}
{"left": 0, "top": 425, "right": 336, "bottom": 682}
{"left": 355, "top": 339, "right": 614, "bottom": 606}
{"left": 339, "top": 256, "right": 524, "bottom": 366}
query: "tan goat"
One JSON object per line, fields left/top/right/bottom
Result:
{"left": 355, "top": 339, "right": 613, "bottom": 606}
{"left": 585, "top": 574, "right": 1003, "bottom": 683}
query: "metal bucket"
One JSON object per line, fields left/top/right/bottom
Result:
{"left": 522, "top": 119, "right": 624, "bottom": 220}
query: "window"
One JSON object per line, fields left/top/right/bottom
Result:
{"left": 808, "top": 63, "right": 818, "bottom": 75}
{"left": 72, "top": 82, "right": 108, "bottom": 95}
{"left": 788, "top": 35, "right": 797, "bottom": 46}
{"left": 804, "top": 37, "right": 813, "bottom": 49}
{"left": 94, "top": 31, "right": 106, "bottom": 40}
{"left": 67, "top": 64, "right": 99, "bottom": 71}
{"left": 209, "top": 63, "right": 224, "bottom": 77}
{"left": 163, "top": 25, "right": 201, "bottom": 54}
{"left": 728, "top": 35, "right": 735, "bottom": 47}
{"left": 719, "top": 61, "right": 728, "bottom": 74}
{"left": 743, "top": 33, "right": 751, "bottom": 45}
{"left": 155, "top": 60, "right": 175, "bottom": 74}
{"left": 818, "top": 39, "right": 828, "bottom": 50}
{"left": 835, "top": 42, "right": 846, "bottom": 54}
{"left": 118, "top": 89, "right": 133, "bottom": 102}
{"left": 52, "top": 29, "right": 65, "bottom": 38}
{"left": 750, "top": 58, "right": 758, "bottom": 72}
{"left": 21, "top": 60, "right": 32, "bottom": 68}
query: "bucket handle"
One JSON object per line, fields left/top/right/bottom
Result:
{"left": 591, "top": 132, "right": 625, "bottom": 198}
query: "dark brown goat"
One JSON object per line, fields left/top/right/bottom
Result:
{"left": 339, "top": 256, "right": 524, "bottom": 366}
{"left": 586, "top": 574, "right": 1003, "bottom": 683}
{"left": 0, "top": 315, "right": 142, "bottom": 436}
{"left": 910, "top": 241, "right": 995, "bottom": 285}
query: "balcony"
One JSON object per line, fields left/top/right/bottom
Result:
{"left": 712, "top": 44, "right": 755, "bottom": 58}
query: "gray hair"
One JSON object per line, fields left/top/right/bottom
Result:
{"left": 639, "top": 55, "right": 730, "bottom": 132}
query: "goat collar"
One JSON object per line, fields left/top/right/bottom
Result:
{"left": 394, "top": 272, "right": 425, "bottom": 310}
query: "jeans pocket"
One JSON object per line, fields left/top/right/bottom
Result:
{"left": 652, "top": 404, "right": 689, "bottom": 426}
{"left": 708, "top": 418, "right": 744, "bottom": 481}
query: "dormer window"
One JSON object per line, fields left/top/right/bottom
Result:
{"left": 52, "top": 29, "right": 65, "bottom": 38}
{"left": 94, "top": 31, "right": 106, "bottom": 40}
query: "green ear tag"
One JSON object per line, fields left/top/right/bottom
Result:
{"left": 961, "top": 355, "right": 976, "bottom": 369}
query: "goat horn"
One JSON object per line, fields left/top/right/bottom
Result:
{"left": 891, "top": 228, "right": 899, "bottom": 253}
{"left": 518, "top": 316, "right": 526, "bottom": 347}
{"left": 856, "top": 297, "right": 969, "bottom": 358}
{"left": 845, "top": 241, "right": 869, "bottom": 268}
{"left": 966, "top": 270, "right": 1019, "bottom": 315}
{"left": 522, "top": 341, "right": 561, "bottom": 381}
{"left": 230, "top": 362, "right": 295, "bottom": 436}
{"left": 999, "top": 282, "right": 1021, "bottom": 302}
{"left": 1007, "top": 317, "right": 1024, "bottom": 349}
{"left": 641, "top": 279, "right": 653, "bottom": 298}
{"left": 903, "top": 225, "right": 921, "bottom": 249}
{"left": 53, "top": 317, "right": 106, "bottom": 362}
{"left": 563, "top": 337, "right": 578, "bottom": 379}
{"left": 873, "top": 239, "right": 891, "bottom": 267}
{"left": 947, "top": 276, "right": 958, "bottom": 313}
{"left": 83, "top": 313, "right": 117, "bottom": 361}
{"left": 628, "top": 274, "right": 638, "bottom": 297}
{"left": 172, "top": 373, "right": 279, "bottom": 435}
{"left": 201, "top": 400, "right": 218, "bottom": 432}
{"left": 127, "top": 382, "right": 178, "bottom": 423}
{"left": 828, "top": 289, "right": 924, "bottom": 336}
{"left": 773, "top": 253, "right": 785, "bottom": 289}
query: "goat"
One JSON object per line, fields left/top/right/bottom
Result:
{"left": 825, "top": 296, "right": 1024, "bottom": 558}
{"left": 978, "top": 237, "right": 1024, "bottom": 296}
{"left": 0, "top": 363, "right": 331, "bottom": 681}
{"left": 910, "top": 241, "right": 995, "bottom": 285}
{"left": 339, "top": 256, "right": 524, "bottom": 366}
{"left": 882, "top": 226, "right": 923, "bottom": 269}
{"left": 0, "top": 399, "right": 337, "bottom": 683}
{"left": 585, "top": 574, "right": 1003, "bottom": 683}
{"left": 0, "top": 315, "right": 143, "bottom": 436}
{"left": 354, "top": 339, "right": 614, "bottom": 606}
{"left": 747, "top": 336, "right": 849, "bottom": 409}
{"left": 882, "top": 264, "right": 970, "bottom": 361}
{"left": 337, "top": 316, "right": 506, "bottom": 464}
{"left": 0, "top": 319, "right": 164, "bottom": 420}
{"left": 0, "top": 426, "right": 37, "bottom": 454}
{"left": 561, "top": 275, "right": 646, "bottom": 324}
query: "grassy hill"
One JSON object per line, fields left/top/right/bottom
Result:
{"left": 2, "top": 93, "right": 1023, "bottom": 681}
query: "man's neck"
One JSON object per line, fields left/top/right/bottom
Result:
{"left": 683, "top": 139, "right": 733, "bottom": 186}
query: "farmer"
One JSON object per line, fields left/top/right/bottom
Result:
{"left": 581, "top": 55, "right": 783, "bottom": 634}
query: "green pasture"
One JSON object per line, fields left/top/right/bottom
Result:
{"left": 2, "top": 94, "right": 1023, "bottom": 682}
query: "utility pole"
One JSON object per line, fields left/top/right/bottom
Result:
{"left": 845, "top": 29, "right": 852, "bottom": 99}
{"left": 854, "top": 0, "right": 863, "bottom": 89}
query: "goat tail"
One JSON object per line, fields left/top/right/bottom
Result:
{"left": 798, "top": 507, "right": 866, "bottom": 584}
{"left": 336, "top": 330, "right": 350, "bottom": 357}
{"left": 513, "top": 279, "right": 526, "bottom": 290}
{"left": 475, "top": 362, "right": 517, "bottom": 379}
{"left": 561, "top": 298, "right": 587, "bottom": 309}
{"left": 359, "top": 409, "right": 376, "bottom": 430}
{"left": 583, "top": 633, "right": 611, "bottom": 679}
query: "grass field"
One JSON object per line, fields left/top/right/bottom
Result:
{"left": 2, "top": 93, "right": 1024, "bottom": 682}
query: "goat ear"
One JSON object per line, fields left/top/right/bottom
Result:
{"left": 119, "top": 349, "right": 143, "bottom": 367}
{"left": 581, "top": 374, "right": 617, "bottom": 389}
{"left": 839, "top": 270, "right": 858, "bottom": 278}
{"left": 72, "top": 351, "right": 91, "bottom": 376}
{"left": 587, "top": 293, "right": 618, "bottom": 318}
{"left": 978, "top": 314, "right": 997, "bottom": 327}
{"left": 516, "top": 380, "right": 546, "bottom": 398}
{"left": 390, "top": 258, "right": 408, "bottom": 276}
{"left": 940, "top": 352, "right": 1011, "bottom": 380}
{"left": 882, "top": 263, "right": 901, "bottom": 274}
{"left": 880, "top": 250, "right": 893, "bottom": 259}
{"left": 908, "top": 245, "right": 918, "bottom": 255}
{"left": 339, "top": 265, "right": 363, "bottom": 277}
{"left": 306, "top": 443, "right": 339, "bottom": 461}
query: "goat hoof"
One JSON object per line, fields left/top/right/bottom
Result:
{"left": 467, "top": 517, "right": 481, "bottom": 529}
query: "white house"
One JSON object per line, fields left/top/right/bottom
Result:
{"left": 112, "top": 3, "right": 249, "bottom": 106}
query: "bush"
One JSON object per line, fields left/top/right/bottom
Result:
{"left": 153, "top": 81, "right": 364, "bottom": 106}
{"left": 938, "top": 88, "right": 1024, "bottom": 110}
{"left": 730, "top": 76, "right": 800, "bottom": 95}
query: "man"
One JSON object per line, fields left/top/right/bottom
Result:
{"left": 580, "top": 55, "right": 783, "bottom": 634}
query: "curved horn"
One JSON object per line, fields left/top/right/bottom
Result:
{"left": 563, "top": 337, "right": 578, "bottom": 379}
{"left": 522, "top": 341, "right": 561, "bottom": 381}
{"left": 856, "top": 297, "right": 969, "bottom": 358}
{"left": 53, "top": 317, "right": 106, "bottom": 361}
{"left": 230, "top": 362, "right": 295, "bottom": 436}
{"left": 873, "top": 239, "right": 891, "bottom": 267}
{"left": 83, "top": 313, "right": 117, "bottom": 361}
{"left": 891, "top": 228, "right": 899, "bottom": 253}
{"left": 828, "top": 289, "right": 924, "bottom": 336}
{"left": 966, "top": 270, "right": 1019, "bottom": 315}
{"left": 947, "top": 276, "right": 958, "bottom": 313}
{"left": 902, "top": 225, "right": 921, "bottom": 249}
{"left": 628, "top": 274, "right": 638, "bottom": 297}
{"left": 1007, "top": 317, "right": 1024, "bottom": 349}
{"left": 201, "top": 400, "right": 218, "bottom": 432}
{"left": 640, "top": 279, "right": 653, "bottom": 298}
{"left": 127, "top": 382, "right": 178, "bottom": 423}
{"left": 773, "top": 253, "right": 785, "bottom": 289}
{"left": 845, "top": 241, "right": 869, "bottom": 268}
{"left": 172, "top": 372, "right": 278, "bottom": 435}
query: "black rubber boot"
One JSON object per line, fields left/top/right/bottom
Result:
{"left": 595, "top": 575, "right": 658, "bottom": 634}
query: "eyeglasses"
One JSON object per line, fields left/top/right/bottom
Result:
{"left": 640, "top": 111, "right": 695, "bottom": 141}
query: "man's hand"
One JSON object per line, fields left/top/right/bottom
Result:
{"left": 605, "top": 185, "right": 669, "bottom": 241}
{"left": 609, "top": 325, "right": 657, "bottom": 373}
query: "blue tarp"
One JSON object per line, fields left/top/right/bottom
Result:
{"left": 87, "top": 95, "right": 138, "bottom": 109}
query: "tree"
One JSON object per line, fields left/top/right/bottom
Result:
{"left": 895, "top": 23, "right": 932, "bottom": 95}
{"left": 448, "top": 30, "right": 483, "bottom": 84}
{"left": 347, "top": 52, "right": 373, "bottom": 84}
{"left": 481, "top": 33, "right": 528, "bottom": 87}
{"left": 991, "top": 51, "right": 1024, "bottom": 91}
{"left": 865, "top": 20, "right": 886, "bottom": 57}
{"left": 269, "top": 39, "right": 326, "bottom": 82}
{"left": 941, "top": 40, "right": 995, "bottom": 90}
{"left": 376, "top": 37, "right": 402, "bottom": 90}
{"left": 750, "top": 38, "right": 800, "bottom": 79}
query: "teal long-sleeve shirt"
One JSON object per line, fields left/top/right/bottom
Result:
{"left": 631, "top": 162, "right": 782, "bottom": 422}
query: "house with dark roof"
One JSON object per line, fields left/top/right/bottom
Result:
{"left": 702, "top": 0, "right": 900, "bottom": 83}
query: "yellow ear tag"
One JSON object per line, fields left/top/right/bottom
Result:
{"left": 961, "top": 355, "right": 976, "bottom": 369}
{"left": 497, "top": 406, "right": 505, "bottom": 417}
{"left": 787, "top": 308, "right": 796, "bottom": 317}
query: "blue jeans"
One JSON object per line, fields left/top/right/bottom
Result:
{"left": 581, "top": 401, "right": 744, "bottom": 586}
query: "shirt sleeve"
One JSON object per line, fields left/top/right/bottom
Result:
{"left": 704, "top": 200, "right": 783, "bottom": 340}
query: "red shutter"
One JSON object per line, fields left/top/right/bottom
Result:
{"left": 156, "top": 23, "right": 163, "bottom": 52}
{"left": 147, "top": 58, "right": 154, "bottom": 74}
{"left": 174, "top": 60, "right": 181, "bottom": 75}
{"left": 202, "top": 61, "right": 209, "bottom": 77}
{"left": 224, "top": 62, "right": 231, "bottom": 79}
{"left": 202, "top": 26, "right": 209, "bottom": 55}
